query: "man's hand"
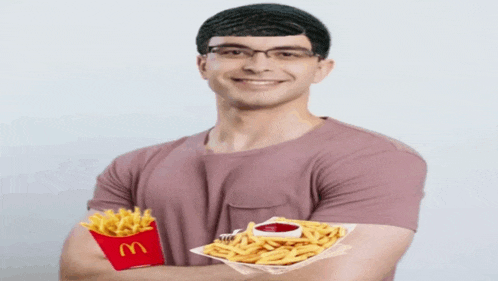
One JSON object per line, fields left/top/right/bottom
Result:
{"left": 246, "top": 223, "right": 414, "bottom": 281}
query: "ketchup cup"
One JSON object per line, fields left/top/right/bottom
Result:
{"left": 252, "top": 221, "right": 302, "bottom": 238}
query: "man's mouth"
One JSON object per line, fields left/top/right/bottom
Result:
{"left": 231, "top": 78, "right": 285, "bottom": 85}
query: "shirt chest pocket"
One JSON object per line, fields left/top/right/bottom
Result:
{"left": 226, "top": 195, "right": 299, "bottom": 231}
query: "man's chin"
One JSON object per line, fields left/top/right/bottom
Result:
{"left": 228, "top": 98, "right": 298, "bottom": 111}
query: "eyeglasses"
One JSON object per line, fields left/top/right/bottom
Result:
{"left": 206, "top": 44, "right": 321, "bottom": 61}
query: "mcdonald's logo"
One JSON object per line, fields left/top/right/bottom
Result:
{"left": 119, "top": 242, "right": 148, "bottom": 257}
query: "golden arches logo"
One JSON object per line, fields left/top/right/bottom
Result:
{"left": 119, "top": 242, "right": 148, "bottom": 257}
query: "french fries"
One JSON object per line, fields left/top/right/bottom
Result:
{"left": 203, "top": 217, "right": 346, "bottom": 265}
{"left": 80, "top": 207, "right": 155, "bottom": 237}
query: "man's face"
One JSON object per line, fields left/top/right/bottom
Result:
{"left": 197, "top": 35, "right": 334, "bottom": 110}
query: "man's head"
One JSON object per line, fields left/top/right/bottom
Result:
{"left": 196, "top": 4, "right": 335, "bottom": 111}
{"left": 196, "top": 3, "right": 331, "bottom": 59}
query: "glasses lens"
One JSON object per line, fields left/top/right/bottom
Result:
{"left": 268, "top": 49, "right": 313, "bottom": 60}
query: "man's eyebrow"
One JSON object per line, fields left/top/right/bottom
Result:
{"left": 208, "top": 43, "right": 311, "bottom": 50}
{"left": 208, "top": 43, "right": 250, "bottom": 48}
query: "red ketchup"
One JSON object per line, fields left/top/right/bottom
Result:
{"left": 254, "top": 223, "right": 299, "bottom": 233}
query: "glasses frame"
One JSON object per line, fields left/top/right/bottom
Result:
{"left": 205, "top": 44, "right": 322, "bottom": 61}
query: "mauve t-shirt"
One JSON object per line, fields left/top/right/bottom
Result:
{"left": 87, "top": 117, "right": 427, "bottom": 280}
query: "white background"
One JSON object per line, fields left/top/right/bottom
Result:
{"left": 1, "top": 0, "right": 497, "bottom": 280}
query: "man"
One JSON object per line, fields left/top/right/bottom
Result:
{"left": 60, "top": 3, "right": 426, "bottom": 281}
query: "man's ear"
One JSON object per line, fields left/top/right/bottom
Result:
{"left": 196, "top": 55, "right": 208, "bottom": 80}
{"left": 312, "top": 59, "right": 335, "bottom": 84}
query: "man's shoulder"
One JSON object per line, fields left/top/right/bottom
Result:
{"left": 324, "top": 118, "right": 424, "bottom": 160}
{"left": 124, "top": 137, "right": 187, "bottom": 156}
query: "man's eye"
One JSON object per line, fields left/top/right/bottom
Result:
{"left": 220, "top": 49, "right": 247, "bottom": 56}
{"left": 274, "top": 51, "right": 303, "bottom": 58}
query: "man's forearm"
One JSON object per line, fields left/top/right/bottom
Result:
{"left": 60, "top": 260, "right": 256, "bottom": 281}
{"left": 60, "top": 221, "right": 261, "bottom": 281}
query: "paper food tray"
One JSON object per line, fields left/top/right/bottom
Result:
{"left": 190, "top": 217, "right": 356, "bottom": 275}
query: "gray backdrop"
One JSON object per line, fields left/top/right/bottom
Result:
{"left": 1, "top": 0, "right": 497, "bottom": 280}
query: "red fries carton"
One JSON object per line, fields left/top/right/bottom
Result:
{"left": 89, "top": 221, "right": 165, "bottom": 271}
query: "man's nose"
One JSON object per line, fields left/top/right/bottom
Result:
{"left": 242, "top": 52, "right": 274, "bottom": 73}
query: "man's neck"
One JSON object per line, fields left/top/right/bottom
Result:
{"left": 205, "top": 106, "right": 324, "bottom": 154}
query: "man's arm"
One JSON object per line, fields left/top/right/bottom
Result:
{"left": 59, "top": 209, "right": 259, "bottom": 281}
{"left": 247, "top": 223, "right": 414, "bottom": 281}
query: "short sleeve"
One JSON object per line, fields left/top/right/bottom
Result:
{"left": 310, "top": 150, "right": 427, "bottom": 232}
{"left": 86, "top": 152, "right": 137, "bottom": 212}
{"left": 86, "top": 139, "right": 188, "bottom": 212}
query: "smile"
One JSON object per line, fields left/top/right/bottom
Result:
{"left": 232, "top": 78, "right": 285, "bottom": 85}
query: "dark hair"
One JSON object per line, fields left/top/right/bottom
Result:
{"left": 196, "top": 3, "right": 331, "bottom": 58}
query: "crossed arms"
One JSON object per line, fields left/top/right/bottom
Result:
{"left": 59, "top": 209, "right": 414, "bottom": 281}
